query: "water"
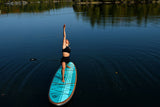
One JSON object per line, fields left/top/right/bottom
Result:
{"left": 0, "top": 2, "right": 160, "bottom": 107}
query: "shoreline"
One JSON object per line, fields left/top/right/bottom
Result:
{"left": 1, "top": 0, "right": 160, "bottom": 6}
{"left": 3, "top": 1, "right": 62, "bottom": 6}
{"left": 74, "top": 1, "right": 160, "bottom": 5}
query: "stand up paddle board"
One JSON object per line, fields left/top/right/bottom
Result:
{"left": 49, "top": 62, "right": 77, "bottom": 106}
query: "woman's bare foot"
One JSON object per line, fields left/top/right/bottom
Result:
{"left": 62, "top": 79, "right": 65, "bottom": 82}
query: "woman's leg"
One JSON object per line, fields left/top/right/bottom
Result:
{"left": 61, "top": 62, "right": 66, "bottom": 82}
{"left": 66, "top": 58, "right": 71, "bottom": 68}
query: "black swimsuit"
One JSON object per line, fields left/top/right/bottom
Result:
{"left": 61, "top": 46, "right": 71, "bottom": 64}
{"left": 62, "top": 46, "right": 71, "bottom": 53}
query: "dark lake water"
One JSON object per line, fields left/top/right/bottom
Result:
{"left": 0, "top": 2, "right": 160, "bottom": 107}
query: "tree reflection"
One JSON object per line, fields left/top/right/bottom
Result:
{"left": 73, "top": 4, "right": 160, "bottom": 27}
{"left": 0, "top": 2, "right": 72, "bottom": 14}
{"left": 1, "top": 2, "right": 160, "bottom": 27}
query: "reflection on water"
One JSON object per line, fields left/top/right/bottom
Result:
{"left": 0, "top": 2, "right": 160, "bottom": 107}
{"left": 1, "top": 3, "right": 160, "bottom": 27}
{"left": 0, "top": 2, "right": 72, "bottom": 14}
{"left": 73, "top": 4, "right": 160, "bottom": 27}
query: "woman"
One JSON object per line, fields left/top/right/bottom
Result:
{"left": 61, "top": 24, "right": 71, "bottom": 82}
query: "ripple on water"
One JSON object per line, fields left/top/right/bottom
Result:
{"left": 0, "top": 59, "right": 14, "bottom": 73}
{"left": 87, "top": 56, "right": 111, "bottom": 90}
{"left": 133, "top": 49, "right": 160, "bottom": 84}
{"left": 18, "top": 63, "right": 42, "bottom": 93}
{"left": 127, "top": 56, "right": 154, "bottom": 87}
{"left": 104, "top": 56, "right": 136, "bottom": 91}
{"left": 1, "top": 62, "right": 30, "bottom": 92}
{"left": 1, "top": 62, "right": 41, "bottom": 95}
{"left": 86, "top": 55, "right": 137, "bottom": 96}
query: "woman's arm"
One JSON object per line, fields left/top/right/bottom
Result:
{"left": 62, "top": 24, "right": 66, "bottom": 49}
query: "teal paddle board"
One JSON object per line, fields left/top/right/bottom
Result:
{"left": 48, "top": 62, "right": 77, "bottom": 106}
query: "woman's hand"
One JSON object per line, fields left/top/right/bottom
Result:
{"left": 63, "top": 24, "right": 66, "bottom": 29}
